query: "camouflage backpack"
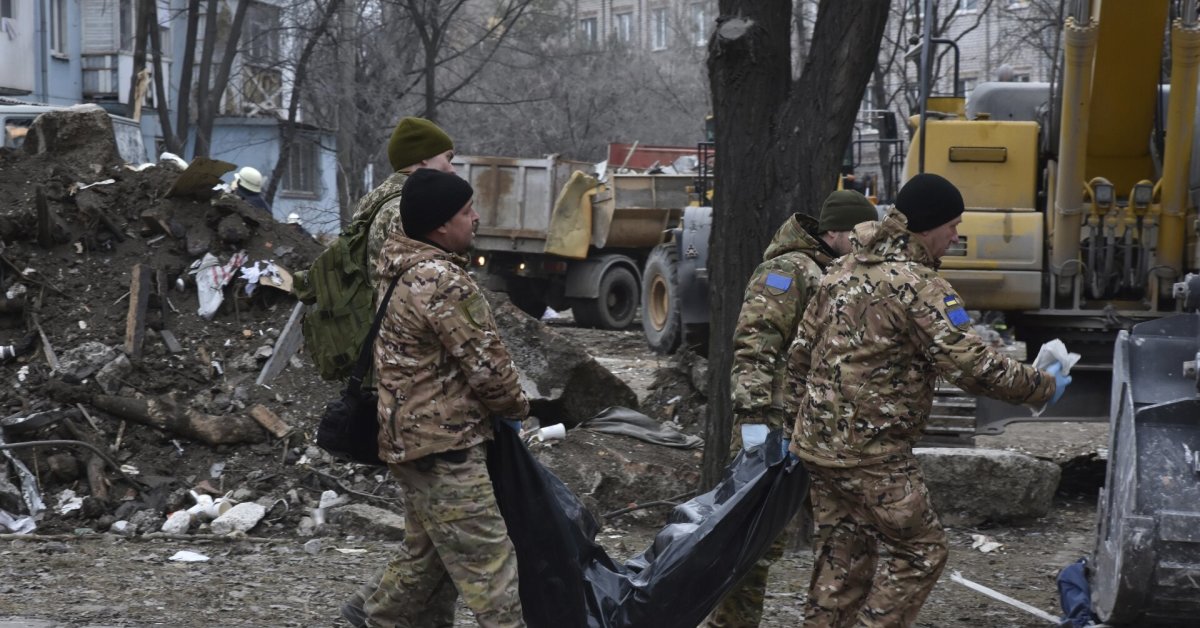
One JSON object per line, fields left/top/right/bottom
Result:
{"left": 293, "top": 191, "right": 400, "bottom": 381}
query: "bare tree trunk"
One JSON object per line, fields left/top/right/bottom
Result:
{"left": 700, "top": 0, "right": 891, "bottom": 488}
{"left": 334, "top": 0, "right": 360, "bottom": 221}
{"left": 193, "top": 0, "right": 221, "bottom": 157}
{"left": 195, "top": 0, "right": 251, "bottom": 158}
{"left": 174, "top": 0, "right": 201, "bottom": 150}
{"left": 266, "top": 0, "right": 345, "bottom": 206}
{"left": 127, "top": 0, "right": 151, "bottom": 109}
{"left": 148, "top": 0, "right": 177, "bottom": 153}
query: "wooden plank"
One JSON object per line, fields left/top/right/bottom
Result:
{"left": 255, "top": 302, "right": 306, "bottom": 386}
{"left": 123, "top": 264, "right": 154, "bottom": 358}
{"left": 248, "top": 404, "right": 292, "bottom": 439}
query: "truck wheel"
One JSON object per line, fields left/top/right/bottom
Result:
{"left": 641, "top": 244, "right": 681, "bottom": 354}
{"left": 572, "top": 266, "right": 638, "bottom": 330}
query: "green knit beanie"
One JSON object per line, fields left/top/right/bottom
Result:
{"left": 818, "top": 190, "right": 878, "bottom": 233}
{"left": 387, "top": 117, "right": 454, "bottom": 171}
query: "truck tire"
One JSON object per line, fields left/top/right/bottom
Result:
{"left": 572, "top": 266, "right": 638, "bottom": 330}
{"left": 641, "top": 244, "right": 681, "bottom": 354}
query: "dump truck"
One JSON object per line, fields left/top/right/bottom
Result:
{"left": 456, "top": 148, "right": 697, "bottom": 330}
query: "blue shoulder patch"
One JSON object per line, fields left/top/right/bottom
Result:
{"left": 943, "top": 294, "right": 970, "bottom": 326}
{"left": 764, "top": 272, "right": 792, "bottom": 292}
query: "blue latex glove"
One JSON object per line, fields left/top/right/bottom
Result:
{"left": 781, "top": 438, "right": 800, "bottom": 463}
{"left": 500, "top": 418, "right": 523, "bottom": 432}
{"left": 1047, "top": 362, "right": 1072, "bottom": 405}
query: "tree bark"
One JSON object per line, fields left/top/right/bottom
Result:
{"left": 700, "top": 0, "right": 891, "bottom": 488}
{"left": 173, "top": 0, "right": 202, "bottom": 152}
{"left": 195, "top": 0, "right": 251, "bottom": 158}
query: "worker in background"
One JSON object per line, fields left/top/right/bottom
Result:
{"left": 232, "top": 166, "right": 270, "bottom": 212}
{"left": 705, "top": 191, "right": 879, "bottom": 628}
{"left": 354, "top": 169, "right": 529, "bottom": 627}
{"left": 351, "top": 116, "right": 456, "bottom": 289}
{"left": 787, "top": 173, "right": 1072, "bottom": 627}
{"left": 285, "top": 212, "right": 311, "bottom": 238}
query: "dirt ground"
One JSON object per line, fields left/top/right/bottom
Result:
{"left": 1, "top": 316, "right": 1106, "bottom": 627}
{"left": 0, "top": 115, "right": 1107, "bottom": 626}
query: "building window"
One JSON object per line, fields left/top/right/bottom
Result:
{"left": 959, "top": 0, "right": 979, "bottom": 11}
{"left": 245, "top": 2, "right": 281, "bottom": 64}
{"left": 614, "top": 12, "right": 633, "bottom": 43}
{"left": 691, "top": 3, "right": 707, "bottom": 46}
{"left": 579, "top": 16, "right": 597, "bottom": 46}
{"left": 282, "top": 140, "right": 319, "bottom": 196}
{"left": 651, "top": 7, "right": 668, "bottom": 50}
{"left": 0, "top": 0, "right": 13, "bottom": 19}
{"left": 50, "top": 0, "right": 67, "bottom": 54}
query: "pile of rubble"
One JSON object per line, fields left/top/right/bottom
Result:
{"left": 0, "top": 108, "right": 685, "bottom": 541}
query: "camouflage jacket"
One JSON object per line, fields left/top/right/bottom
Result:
{"left": 351, "top": 170, "right": 409, "bottom": 289}
{"left": 787, "top": 208, "right": 1056, "bottom": 467}
{"left": 373, "top": 234, "right": 529, "bottom": 463}
{"left": 730, "top": 214, "right": 833, "bottom": 431}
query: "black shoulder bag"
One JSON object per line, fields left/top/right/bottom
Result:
{"left": 315, "top": 276, "right": 400, "bottom": 467}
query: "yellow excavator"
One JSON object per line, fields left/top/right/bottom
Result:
{"left": 907, "top": 0, "right": 1200, "bottom": 422}
{"left": 906, "top": 1, "right": 1200, "bottom": 622}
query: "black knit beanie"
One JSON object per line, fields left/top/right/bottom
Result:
{"left": 400, "top": 169, "right": 474, "bottom": 238}
{"left": 894, "top": 173, "right": 964, "bottom": 232}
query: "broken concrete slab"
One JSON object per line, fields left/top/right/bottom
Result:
{"left": 21, "top": 105, "right": 122, "bottom": 170}
{"left": 916, "top": 447, "right": 1061, "bottom": 525}
{"left": 94, "top": 353, "right": 132, "bottom": 394}
{"left": 488, "top": 293, "right": 639, "bottom": 428}
{"left": 54, "top": 341, "right": 119, "bottom": 383}
{"left": 330, "top": 503, "right": 406, "bottom": 541}
{"left": 211, "top": 501, "right": 266, "bottom": 535}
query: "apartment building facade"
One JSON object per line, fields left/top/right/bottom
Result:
{"left": 571, "top": 0, "right": 714, "bottom": 52}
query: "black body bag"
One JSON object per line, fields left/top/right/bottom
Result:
{"left": 316, "top": 277, "right": 399, "bottom": 467}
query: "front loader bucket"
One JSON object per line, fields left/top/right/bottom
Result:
{"left": 1092, "top": 314, "right": 1200, "bottom": 625}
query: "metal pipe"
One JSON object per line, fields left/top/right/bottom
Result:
{"left": 1160, "top": 16, "right": 1200, "bottom": 278}
{"left": 1050, "top": 16, "right": 1100, "bottom": 280}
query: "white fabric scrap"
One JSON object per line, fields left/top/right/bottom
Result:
{"left": 239, "top": 260, "right": 282, "bottom": 296}
{"left": 168, "top": 550, "right": 210, "bottom": 562}
{"left": 0, "top": 509, "right": 36, "bottom": 534}
{"left": 56, "top": 489, "right": 83, "bottom": 515}
{"left": 1031, "top": 339, "right": 1081, "bottom": 417}
{"left": 190, "top": 251, "right": 248, "bottom": 319}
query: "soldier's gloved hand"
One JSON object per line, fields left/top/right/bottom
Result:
{"left": 499, "top": 418, "right": 523, "bottom": 432}
{"left": 781, "top": 438, "right": 799, "bottom": 463}
{"left": 1047, "top": 362, "right": 1072, "bottom": 405}
{"left": 740, "top": 423, "right": 769, "bottom": 451}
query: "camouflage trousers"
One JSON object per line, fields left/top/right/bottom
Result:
{"left": 353, "top": 443, "right": 524, "bottom": 628}
{"left": 802, "top": 455, "right": 947, "bottom": 628}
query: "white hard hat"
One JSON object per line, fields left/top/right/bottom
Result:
{"left": 234, "top": 166, "right": 263, "bottom": 193}
{"left": 286, "top": 213, "right": 301, "bottom": 225}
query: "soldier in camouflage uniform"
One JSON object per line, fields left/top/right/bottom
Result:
{"left": 349, "top": 169, "right": 529, "bottom": 628}
{"left": 341, "top": 117, "right": 458, "bottom": 626}
{"left": 705, "top": 191, "right": 878, "bottom": 628}
{"left": 350, "top": 116, "right": 456, "bottom": 289}
{"left": 787, "top": 173, "right": 1071, "bottom": 627}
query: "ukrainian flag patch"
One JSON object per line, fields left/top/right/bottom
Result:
{"left": 764, "top": 272, "right": 792, "bottom": 292}
{"left": 943, "top": 294, "right": 970, "bottom": 327}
